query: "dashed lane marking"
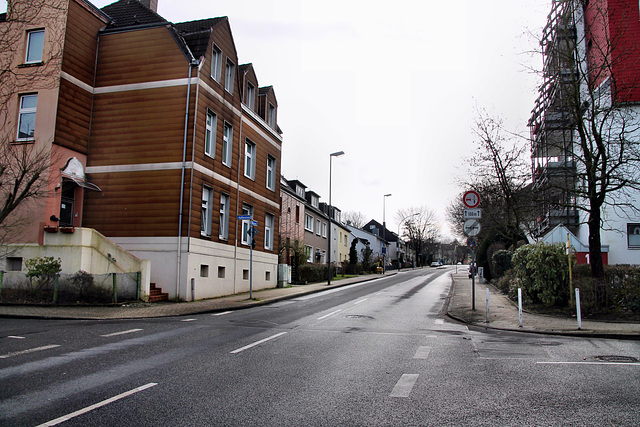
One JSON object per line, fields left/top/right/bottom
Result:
{"left": 0, "top": 344, "right": 60, "bottom": 359}
{"left": 100, "top": 329, "right": 143, "bottom": 337}
{"left": 317, "top": 309, "right": 342, "bottom": 320}
{"left": 414, "top": 346, "right": 431, "bottom": 359}
{"left": 181, "top": 319, "right": 197, "bottom": 322}
{"left": 390, "top": 374, "right": 419, "bottom": 398}
{"left": 212, "top": 311, "right": 232, "bottom": 316}
{"left": 230, "top": 332, "right": 288, "bottom": 354}
{"left": 35, "top": 383, "right": 157, "bottom": 426}
{"left": 7, "top": 336, "right": 25, "bottom": 339}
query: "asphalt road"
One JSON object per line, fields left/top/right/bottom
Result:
{"left": 1, "top": 267, "right": 639, "bottom": 426}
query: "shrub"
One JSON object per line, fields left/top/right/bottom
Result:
{"left": 511, "top": 243, "right": 569, "bottom": 306}
{"left": 297, "top": 264, "right": 334, "bottom": 284}
{"left": 25, "top": 256, "right": 61, "bottom": 290}
{"left": 491, "top": 250, "right": 512, "bottom": 281}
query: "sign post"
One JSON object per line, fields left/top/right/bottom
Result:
{"left": 463, "top": 191, "right": 481, "bottom": 311}
{"left": 238, "top": 215, "right": 258, "bottom": 299}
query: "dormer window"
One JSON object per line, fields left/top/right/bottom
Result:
{"left": 311, "top": 195, "right": 319, "bottom": 208}
{"left": 225, "top": 58, "right": 235, "bottom": 93}
{"left": 268, "top": 103, "right": 276, "bottom": 128}
{"left": 246, "top": 82, "right": 255, "bottom": 110}
{"left": 296, "top": 186, "right": 304, "bottom": 198}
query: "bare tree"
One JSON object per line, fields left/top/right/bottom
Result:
{"left": 395, "top": 206, "right": 440, "bottom": 266}
{"left": 342, "top": 211, "right": 366, "bottom": 228}
{"left": 0, "top": 0, "right": 65, "bottom": 245}
{"left": 530, "top": 0, "right": 640, "bottom": 278}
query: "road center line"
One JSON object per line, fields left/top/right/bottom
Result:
{"left": 230, "top": 332, "right": 288, "bottom": 354}
{"left": 212, "top": 311, "right": 232, "bottom": 316}
{"left": 0, "top": 344, "right": 60, "bottom": 359}
{"left": 7, "top": 336, "right": 25, "bottom": 339}
{"left": 390, "top": 374, "right": 419, "bottom": 397}
{"left": 353, "top": 299, "right": 368, "bottom": 305}
{"left": 317, "top": 309, "right": 342, "bottom": 320}
{"left": 100, "top": 329, "right": 143, "bottom": 337}
{"left": 414, "top": 346, "right": 431, "bottom": 359}
{"left": 35, "top": 383, "right": 157, "bottom": 426}
{"left": 181, "top": 319, "right": 197, "bottom": 322}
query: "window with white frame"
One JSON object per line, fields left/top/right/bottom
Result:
{"left": 17, "top": 94, "right": 37, "bottom": 140}
{"left": 322, "top": 222, "right": 327, "bottom": 238}
{"left": 304, "top": 245, "right": 313, "bottom": 263}
{"left": 628, "top": 223, "right": 640, "bottom": 249}
{"left": 25, "top": 29, "right": 44, "bottom": 63}
{"left": 205, "top": 111, "right": 216, "bottom": 157}
{"left": 264, "top": 213, "right": 274, "bottom": 250}
{"left": 305, "top": 214, "right": 314, "bottom": 232}
{"left": 201, "top": 186, "right": 213, "bottom": 236}
{"left": 219, "top": 193, "right": 230, "bottom": 240}
{"left": 316, "top": 219, "right": 321, "bottom": 236}
{"left": 211, "top": 44, "right": 222, "bottom": 82}
{"left": 244, "top": 139, "right": 256, "bottom": 180}
{"left": 268, "top": 103, "right": 276, "bottom": 128}
{"left": 241, "top": 203, "right": 253, "bottom": 245}
{"left": 266, "top": 155, "right": 276, "bottom": 191}
{"left": 225, "top": 58, "right": 235, "bottom": 93}
{"left": 246, "top": 82, "right": 255, "bottom": 110}
{"left": 222, "top": 122, "right": 233, "bottom": 167}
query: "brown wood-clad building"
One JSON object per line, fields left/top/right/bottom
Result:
{"left": 1, "top": 0, "right": 283, "bottom": 301}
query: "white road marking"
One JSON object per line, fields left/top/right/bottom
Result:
{"left": 297, "top": 279, "right": 385, "bottom": 300}
{"left": 414, "top": 346, "right": 431, "bottom": 359}
{"left": 212, "top": 311, "right": 232, "bottom": 316}
{"left": 7, "top": 336, "right": 25, "bottom": 339}
{"left": 100, "top": 329, "right": 143, "bottom": 337}
{"left": 353, "top": 298, "right": 368, "bottom": 305}
{"left": 230, "top": 332, "right": 288, "bottom": 354}
{"left": 35, "top": 383, "right": 157, "bottom": 426}
{"left": 0, "top": 344, "right": 60, "bottom": 359}
{"left": 181, "top": 318, "right": 197, "bottom": 322}
{"left": 390, "top": 374, "right": 419, "bottom": 397}
{"left": 317, "top": 309, "right": 342, "bottom": 320}
{"left": 434, "top": 319, "right": 444, "bottom": 325}
{"left": 538, "top": 361, "right": 640, "bottom": 366}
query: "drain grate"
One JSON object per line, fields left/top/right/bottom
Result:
{"left": 593, "top": 355, "right": 639, "bottom": 363}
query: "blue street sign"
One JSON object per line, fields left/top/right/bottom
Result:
{"left": 237, "top": 215, "right": 251, "bottom": 220}
{"left": 252, "top": 220, "right": 258, "bottom": 226}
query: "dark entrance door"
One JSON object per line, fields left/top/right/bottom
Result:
{"left": 59, "top": 180, "right": 76, "bottom": 226}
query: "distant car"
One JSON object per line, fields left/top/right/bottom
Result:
{"left": 430, "top": 262, "right": 440, "bottom": 267}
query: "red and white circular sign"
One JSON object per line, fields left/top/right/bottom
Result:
{"left": 462, "top": 190, "right": 480, "bottom": 209}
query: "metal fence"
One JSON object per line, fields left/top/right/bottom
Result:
{"left": 0, "top": 271, "right": 141, "bottom": 305}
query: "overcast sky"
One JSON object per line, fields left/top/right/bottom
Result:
{"left": 2, "top": 0, "right": 552, "bottom": 239}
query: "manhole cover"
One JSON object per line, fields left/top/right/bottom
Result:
{"left": 345, "top": 315, "right": 374, "bottom": 320}
{"left": 593, "top": 355, "right": 639, "bottom": 363}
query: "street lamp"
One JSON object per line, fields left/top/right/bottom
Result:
{"left": 382, "top": 193, "right": 392, "bottom": 273}
{"left": 328, "top": 151, "right": 345, "bottom": 285}
{"left": 397, "top": 212, "right": 419, "bottom": 270}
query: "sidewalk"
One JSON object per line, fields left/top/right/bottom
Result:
{"left": 2, "top": 269, "right": 640, "bottom": 339}
{"left": 446, "top": 270, "right": 640, "bottom": 339}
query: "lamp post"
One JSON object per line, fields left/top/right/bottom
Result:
{"left": 397, "top": 212, "right": 419, "bottom": 270}
{"left": 382, "top": 193, "right": 392, "bottom": 273}
{"left": 328, "top": 151, "right": 344, "bottom": 285}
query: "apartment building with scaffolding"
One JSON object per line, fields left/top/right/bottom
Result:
{"left": 529, "top": 0, "right": 640, "bottom": 265}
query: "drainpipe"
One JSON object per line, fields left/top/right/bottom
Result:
{"left": 177, "top": 60, "right": 199, "bottom": 300}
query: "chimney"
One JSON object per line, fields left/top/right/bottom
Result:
{"left": 139, "top": 0, "right": 158, "bottom": 13}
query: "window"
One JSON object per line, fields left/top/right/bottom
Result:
{"left": 6, "top": 257, "right": 22, "bottom": 272}
{"left": 201, "top": 186, "right": 213, "bottom": 236}
{"left": 628, "top": 223, "right": 640, "bottom": 249}
{"left": 246, "top": 82, "right": 255, "bottom": 110}
{"left": 265, "top": 213, "right": 274, "bottom": 250}
{"left": 17, "top": 94, "right": 37, "bottom": 140}
{"left": 265, "top": 271, "right": 271, "bottom": 281}
{"left": 266, "top": 155, "right": 276, "bottom": 191}
{"left": 218, "top": 266, "right": 226, "bottom": 278}
{"left": 211, "top": 44, "right": 222, "bottom": 82}
{"left": 322, "top": 222, "right": 327, "bottom": 238}
{"left": 222, "top": 122, "right": 233, "bottom": 167}
{"left": 219, "top": 193, "right": 230, "bottom": 240}
{"left": 295, "top": 205, "right": 300, "bottom": 223}
{"left": 200, "top": 265, "right": 209, "bottom": 277}
{"left": 305, "top": 214, "right": 314, "bottom": 232}
{"left": 205, "top": 111, "right": 216, "bottom": 157}
{"left": 268, "top": 103, "right": 276, "bottom": 128}
{"left": 243, "top": 269, "right": 249, "bottom": 280}
{"left": 316, "top": 219, "right": 321, "bottom": 236}
{"left": 225, "top": 58, "right": 235, "bottom": 93}
{"left": 25, "top": 29, "right": 44, "bottom": 63}
{"left": 305, "top": 245, "right": 313, "bottom": 263}
{"left": 241, "top": 203, "right": 253, "bottom": 245}
{"left": 244, "top": 139, "right": 256, "bottom": 180}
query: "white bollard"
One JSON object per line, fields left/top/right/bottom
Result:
{"left": 518, "top": 288, "right": 523, "bottom": 328}
{"left": 486, "top": 288, "right": 490, "bottom": 323}
{"left": 575, "top": 288, "right": 582, "bottom": 330}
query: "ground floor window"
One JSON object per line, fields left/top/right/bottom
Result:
{"left": 628, "top": 223, "right": 640, "bottom": 248}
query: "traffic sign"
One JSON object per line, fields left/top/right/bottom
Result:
{"left": 463, "top": 190, "right": 481, "bottom": 209}
{"left": 252, "top": 220, "right": 258, "bottom": 226}
{"left": 463, "top": 208, "right": 482, "bottom": 219}
{"left": 463, "top": 219, "right": 481, "bottom": 236}
{"left": 466, "top": 237, "right": 477, "bottom": 248}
